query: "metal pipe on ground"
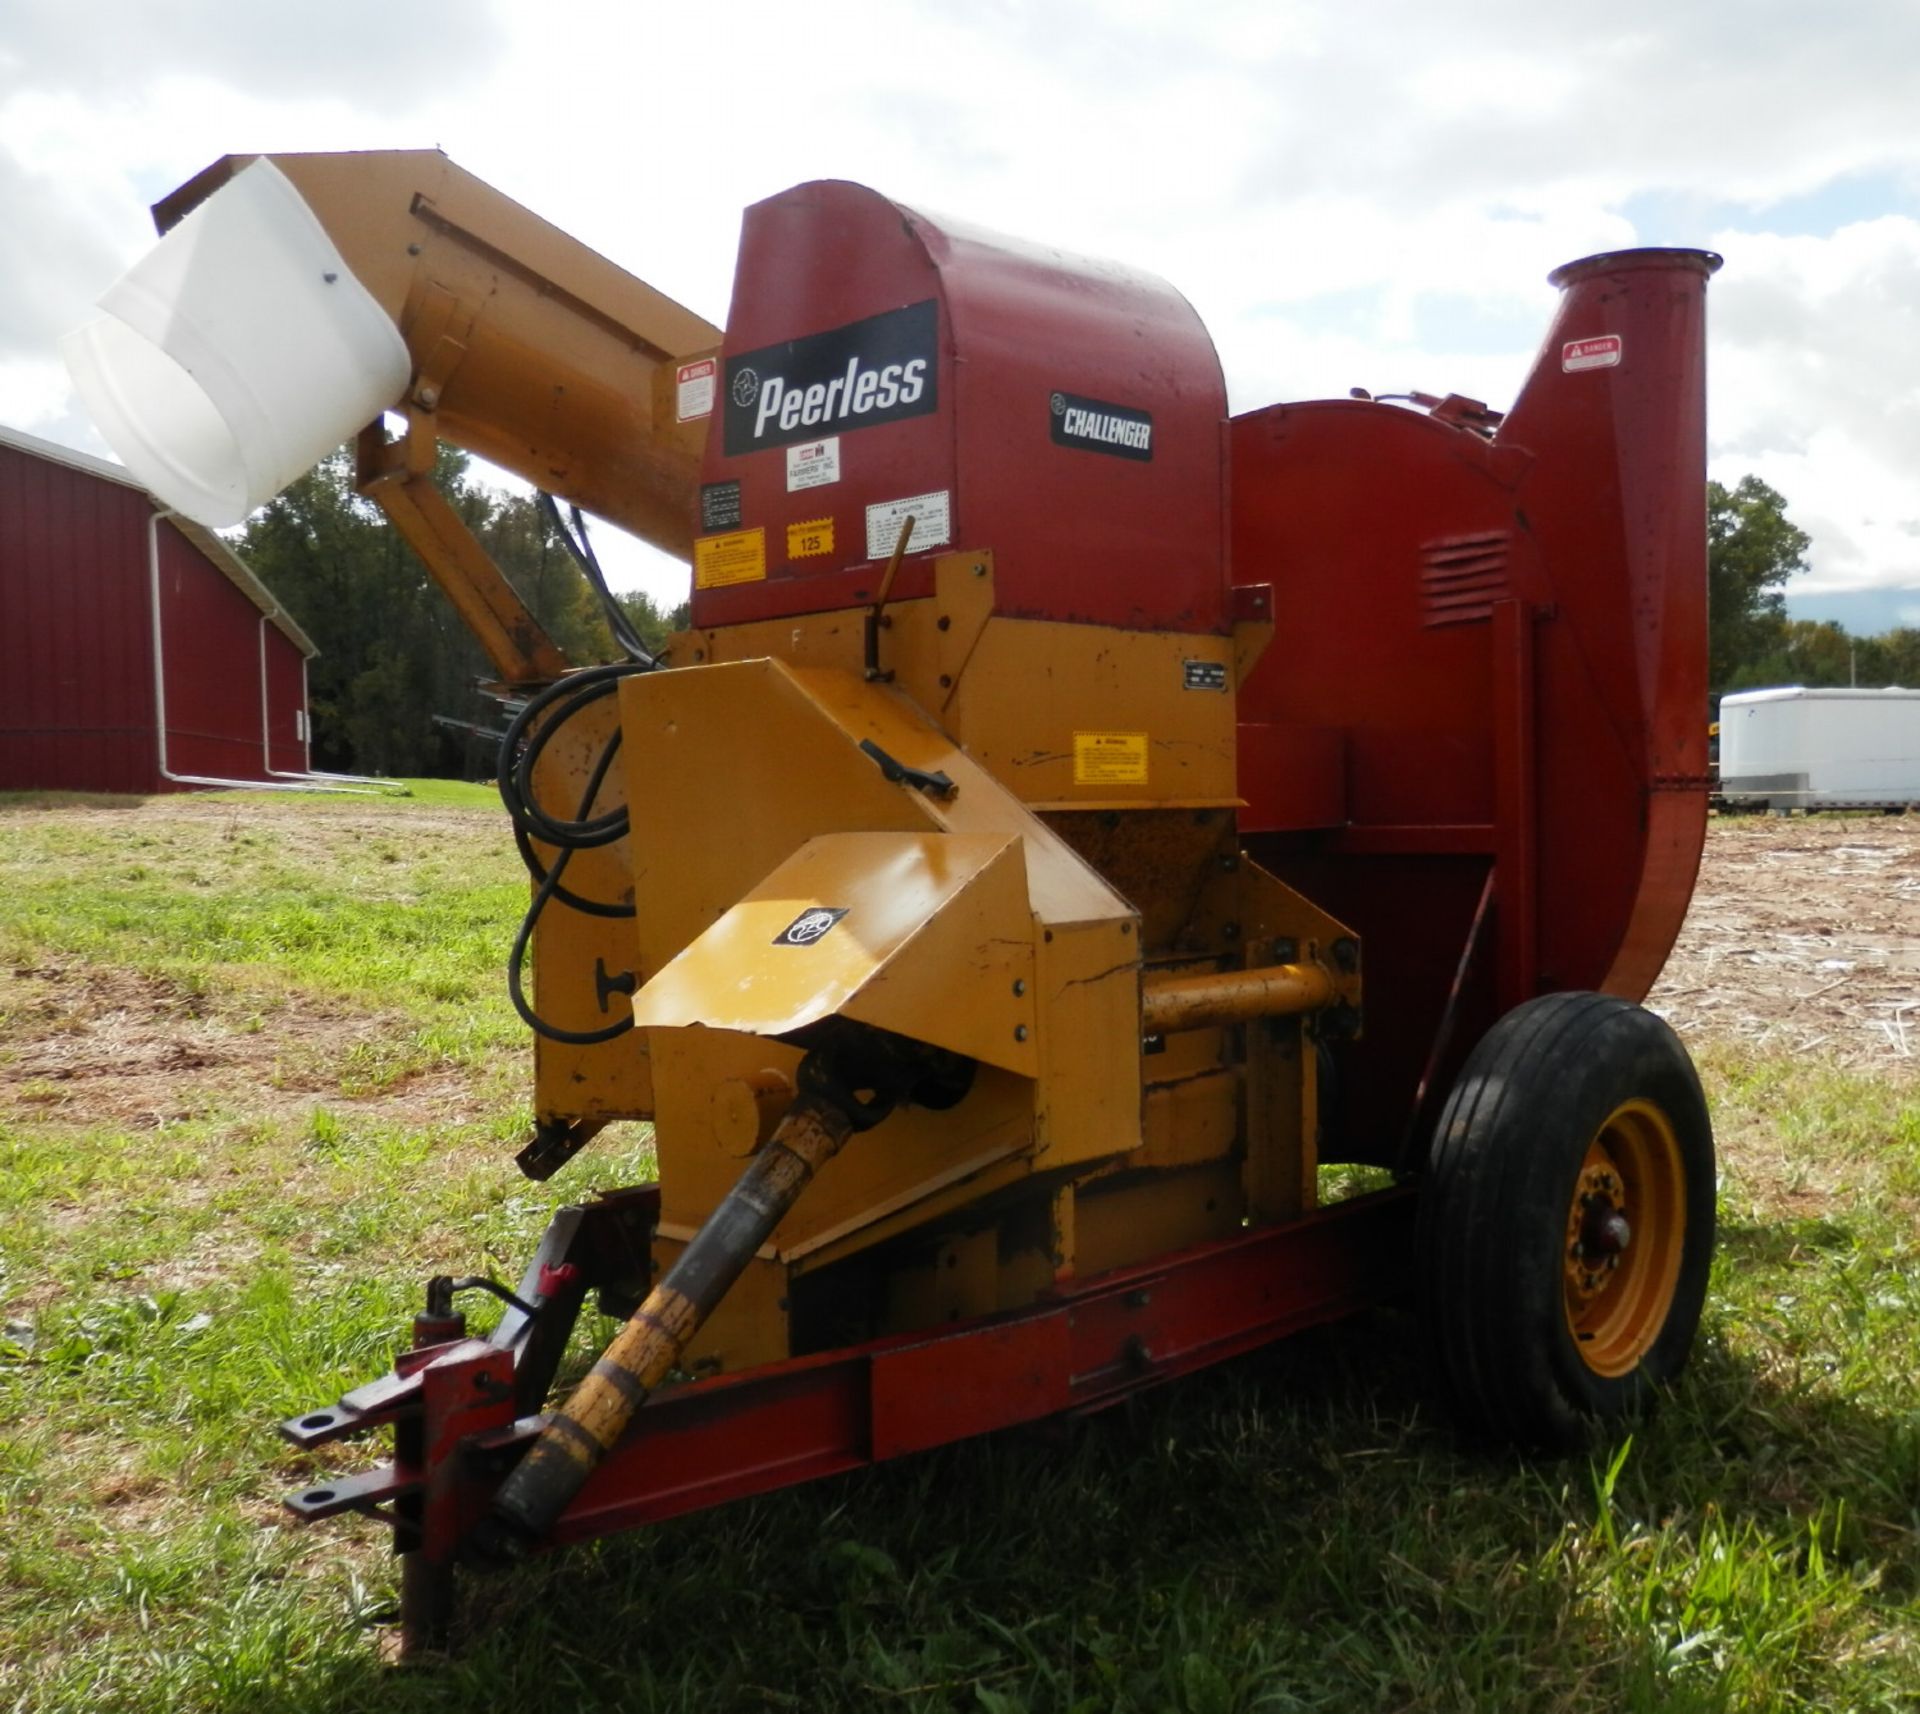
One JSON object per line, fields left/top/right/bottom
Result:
{"left": 255, "top": 616, "right": 401, "bottom": 792}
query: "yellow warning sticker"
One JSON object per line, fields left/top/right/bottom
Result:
{"left": 1073, "top": 731, "right": 1149, "bottom": 786}
{"left": 787, "top": 517, "right": 835, "bottom": 560}
{"left": 693, "top": 528, "right": 766, "bottom": 589}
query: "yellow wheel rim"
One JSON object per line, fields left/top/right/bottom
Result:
{"left": 1562, "top": 1098, "right": 1686, "bottom": 1377}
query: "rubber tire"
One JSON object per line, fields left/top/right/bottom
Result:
{"left": 1416, "top": 991, "right": 1716, "bottom": 1452}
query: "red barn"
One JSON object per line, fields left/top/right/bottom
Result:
{"left": 0, "top": 424, "right": 318, "bottom": 794}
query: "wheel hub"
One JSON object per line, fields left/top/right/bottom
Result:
{"left": 1561, "top": 1100, "right": 1688, "bottom": 1378}
{"left": 1565, "top": 1162, "right": 1630, "bottom": 1299}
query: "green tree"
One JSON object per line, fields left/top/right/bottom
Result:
{"left": 1708, "top": 476, "right": 1809, "bottom": 690}
{"left": 1729, "top": 617, "right": 1853, "bottom": 691}
{"left": 1728, "top": 621, "right": 1920, "bottom": 694}
{"left": 1865, "top": 627, "right": 1920, "bottom": 686}
{"left": 234, "top": 448, "right": 635, "bottom": 776}
{"left": 614, "top": 589, "right": 685, "bottom": 656}
{"left": 475, "top": 493, "right": 623, "bottom": 665}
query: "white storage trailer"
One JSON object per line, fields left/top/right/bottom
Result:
{"left": 1719, "top": 687, "right": 1920, "bottom": 809}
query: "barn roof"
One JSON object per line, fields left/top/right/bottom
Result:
{"left": 0, "top": 422, "right": 319, "bottom": 659}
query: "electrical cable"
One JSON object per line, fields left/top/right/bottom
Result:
{"left": 537, "top": 491, "right": 656, "bottom": 668}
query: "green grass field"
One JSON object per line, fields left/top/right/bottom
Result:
{"left": 2, "top": 792, "right": 1917, "bottom": 1712}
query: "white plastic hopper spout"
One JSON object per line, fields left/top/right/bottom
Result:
{"left": 62, "top": 159, "right": 412, "bottom": 530}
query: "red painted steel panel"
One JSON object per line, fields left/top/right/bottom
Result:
{"left": 870, "top": 1313, "right": 1070, "bottom": 1458}
{"left": 158, "top": 522, "right": 274, "bottom": 782}
{"left": 1233, "top": 250, "right": 1716, "bottom": 1162}
{"left": 554, "top": 1360, "right": 873, "bottom": 1543}
{"left": 691, "top": 182, "right": 1227, "bottom": 636}
{"left": 532, "top": 1189, "right": 1415, "bottom": 1550}
{"left": 287, "top": 1201, "right": 1415, "bottom": 1568}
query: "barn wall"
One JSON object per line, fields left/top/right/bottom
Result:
{"left": 156, "top": 522, "right": 277, "bottom": 783}
{"left": 0, "top": 440, "right": 159, "bottom": 793}
{"left": 0, "top": 435, "right": 317, "bottom": 794}
{"left": 265, "top": 625, "right": 308, "bottom": 775}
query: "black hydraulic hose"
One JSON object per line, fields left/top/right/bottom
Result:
{"left": 511, "top": 678, "right": 628, "bottom": 850}
{"left": 496, "top": 658, "right": 659, "bottom": 1039}
{"left": 506, "top": 725, "right": 636, "bottom": 1046}
{"left": 497, "top": 662, "right": 650, "bottom": 850}
{"left": 537, "top": 491, "right": 656, "bottom": 669}
{"left": 510, "top": 822, "right": 634, "bottom": 920}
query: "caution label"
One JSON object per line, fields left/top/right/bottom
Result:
{"left": 865, "top": 489, "right": 951, "bottom": 560}
{"left": 1073, "top": 731, "right": 1149, "bottom": 786}
{"left": 676, "top": 357, "right": 717, "bottom": 422}
{"left": 693, "top": 527, "right": 766, "bottom": 589}
{"left": 787, "top": 517, "right": 835, "bottom": 560}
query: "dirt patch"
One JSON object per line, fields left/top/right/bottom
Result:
{"left": 8, "top": 803, "right": 1915, "bottom": 1126}
{"left": 0, "top": 961, "right": 488, "bottom": 1131}
{"left": 1651, "top": 813, "right": 1920, "bottom": 1072}
{"left": 0, "top": 790, "right": 499, "bottom": 841}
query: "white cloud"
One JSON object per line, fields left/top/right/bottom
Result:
{"left": 0, "top": 1, "right": 502, "bottom": 106}
{"left": 5, "top": 0, "right": 1920, "bottom": 612}
{"left": 1707, "top": 217, "right": 1920, "bottom": 591}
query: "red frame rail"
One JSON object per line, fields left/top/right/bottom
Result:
{"left": 284, "top": 1185, "right": 1415, "bottom": 1645}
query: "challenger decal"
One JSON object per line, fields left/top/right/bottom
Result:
{"left": 1050, "top": 389, "right": 1153, "bottom": 461}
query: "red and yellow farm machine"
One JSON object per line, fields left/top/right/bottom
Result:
{"left": 68, "top": 151, "right": 1721, "bottom": 1651}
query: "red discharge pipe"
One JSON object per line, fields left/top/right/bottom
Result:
{"left": 1498, "top": 246, "right": 1723, "bottom": 1000}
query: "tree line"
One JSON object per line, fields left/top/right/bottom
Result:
{"left": 235, "top": 448, "right": 682, "bottom": 778}
{"left": 1710, "top": 475, "right": 1918, "bottom": 695}
{"left": 236, "top": 450, "right": 1889, "bottom": 779}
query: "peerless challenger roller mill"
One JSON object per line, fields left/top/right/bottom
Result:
{"left": 66, "top": 151, "right": 1721, "bottom": 1651}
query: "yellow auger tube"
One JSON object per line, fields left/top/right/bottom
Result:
{"left": 79, "top": 149, "right": 720, "bottom": 554}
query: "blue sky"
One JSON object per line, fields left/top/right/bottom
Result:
{"left": 3, "top": 0, "right": 1916, "bottom": 616}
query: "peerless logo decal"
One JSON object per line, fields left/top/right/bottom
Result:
{"left": 773, "top": 906, "right": 849, "bottom": 947}
{"left": 724, "top": 301, "right": 937, "bottom": 456}
{"left": 1050, "top": 389, "right": 1153, "bottom": 461}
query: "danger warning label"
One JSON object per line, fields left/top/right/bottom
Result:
{"left": 677, "top": 357, "right": 717, "bottom": 422}
{"left": 1562, "top": 335, "right": 1623, "bottom": 373}
{"left": 1073, "top": 731, "right": 1149, "bottom": 787}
